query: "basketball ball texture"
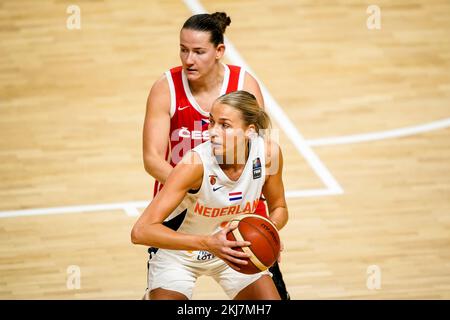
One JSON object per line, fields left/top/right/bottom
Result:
{"left": 226, "top": 214, "right": 280, "bottom": 274}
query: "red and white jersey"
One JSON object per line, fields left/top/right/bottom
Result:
{"left": 177, "top": 136, "right": 266, "bottom": 236}
{"left": 154, "top": 63, "right": 246, "bottom": 195}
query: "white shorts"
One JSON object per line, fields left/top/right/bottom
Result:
{"left": 147, "top": 248, "right": 271, "bottom": 299}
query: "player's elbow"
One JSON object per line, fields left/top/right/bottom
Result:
{"left": 143, "top": 153, "right": 160, "bottom": 176}
{"left": 131, "top": 224, "right": 144, "bottom": 245}
{"left": 143, "top": 157, "right": 154, "bottom": 176}
{"left": 131, "top": 223, "right": 160, "bottom": 247}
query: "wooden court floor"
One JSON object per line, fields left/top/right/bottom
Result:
{"left": 1, "top": 0, "right": 449, "bottom": 299}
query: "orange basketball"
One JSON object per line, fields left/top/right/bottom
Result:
{"left": 226, "top": 214, "right": 281, "bottom": 274}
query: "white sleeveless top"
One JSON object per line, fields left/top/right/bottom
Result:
{"left": 176, "top": 136, "right": 266, "bottom": 236}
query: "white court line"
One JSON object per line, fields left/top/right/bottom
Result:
{"left": 0, "top": 0, "right": 342, "bottom": 219}
{"left": 2, "top": 2, "right": 449, "bottom": 219}
{"left": 1, "top": 189, "right": 338, "bottom": 219}
{"left": 0, "top": 201, "right": 149, "bottom": 219}
{"left": 307, "top": 117, "right": 450, "bottom": 147}
{"left": 4, "top": 115, "right": 448, "bottom": 219}
{"left": 183, "top": 0, "right": 343, "bottom": 196}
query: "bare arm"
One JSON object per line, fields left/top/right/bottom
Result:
{"left": 142, "top": 75, "right": 174, "bottom": 184}
{"left": 131, "top": 151, "right": 251, "bottom": 269}
{"left": 262, "top": 141, "right": 289, "bottom": 230}
{"left": 132, "top": 151, "right": 205, "bottom": 249}
{"left": 243, "top": 71, "right": 265, "bottom": 109}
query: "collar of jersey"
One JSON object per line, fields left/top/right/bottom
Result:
{"left": 181, "top": 63, "right": 230, "bottom": 117}
{"left": 210, "top": 137, "right": 256, "bottom": 186}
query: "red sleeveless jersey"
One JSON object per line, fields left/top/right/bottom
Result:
{"left": 153, "top": 64, "right": 267, "bottom": 216}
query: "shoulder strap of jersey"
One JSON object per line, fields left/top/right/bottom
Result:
{"left": 226, "top": 64, "right": 245, "bottom": 93}
{"left": 166, "top": 66, "right": 186, "bottom": 118}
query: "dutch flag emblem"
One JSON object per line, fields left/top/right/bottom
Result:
{"left": 229, "top": 192, "right": 243, "bottom": 202}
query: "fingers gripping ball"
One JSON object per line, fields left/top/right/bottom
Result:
{"left": 226, "top": 214, "right": 281, "bottom": 274}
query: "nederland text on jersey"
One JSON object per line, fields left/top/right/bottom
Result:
{"left": 194, "top": 200, "right": 260, "bottom": 218}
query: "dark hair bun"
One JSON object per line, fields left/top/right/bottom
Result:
{"left": 210, "top": 12, "right": 231, "bottom": 34}
{"left": 182, "top": 12, "right": 231, "bottom": 46}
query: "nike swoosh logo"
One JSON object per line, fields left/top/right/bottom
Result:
{"left": 213, "top": 186, "right": 224, "bottom": 192}
{"left": 178, "top": 105, "right": 190, "bottom": 111}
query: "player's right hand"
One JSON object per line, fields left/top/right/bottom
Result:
{"left": 204, "top": 223, "right": 252, "bottom": 271}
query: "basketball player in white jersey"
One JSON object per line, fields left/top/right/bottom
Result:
{"left": 132, "top": 91, "right": 288, "bottom": 300}
{"left": 142, "top": 12, "right": 289, "bottom": 299}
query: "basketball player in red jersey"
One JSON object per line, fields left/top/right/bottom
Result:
{"left": 142, "top": 12, "right": 289, "bottom": 299}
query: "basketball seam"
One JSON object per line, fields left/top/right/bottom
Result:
{"left": 231, "top": 228, "right": 267, "bottom": 272}
{"left": 239, "top": 220, "right": 278, "bottom": 261}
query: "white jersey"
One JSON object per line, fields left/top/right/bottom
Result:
{"left": 177, "top": 136, "right": 266, "bottom": 235}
